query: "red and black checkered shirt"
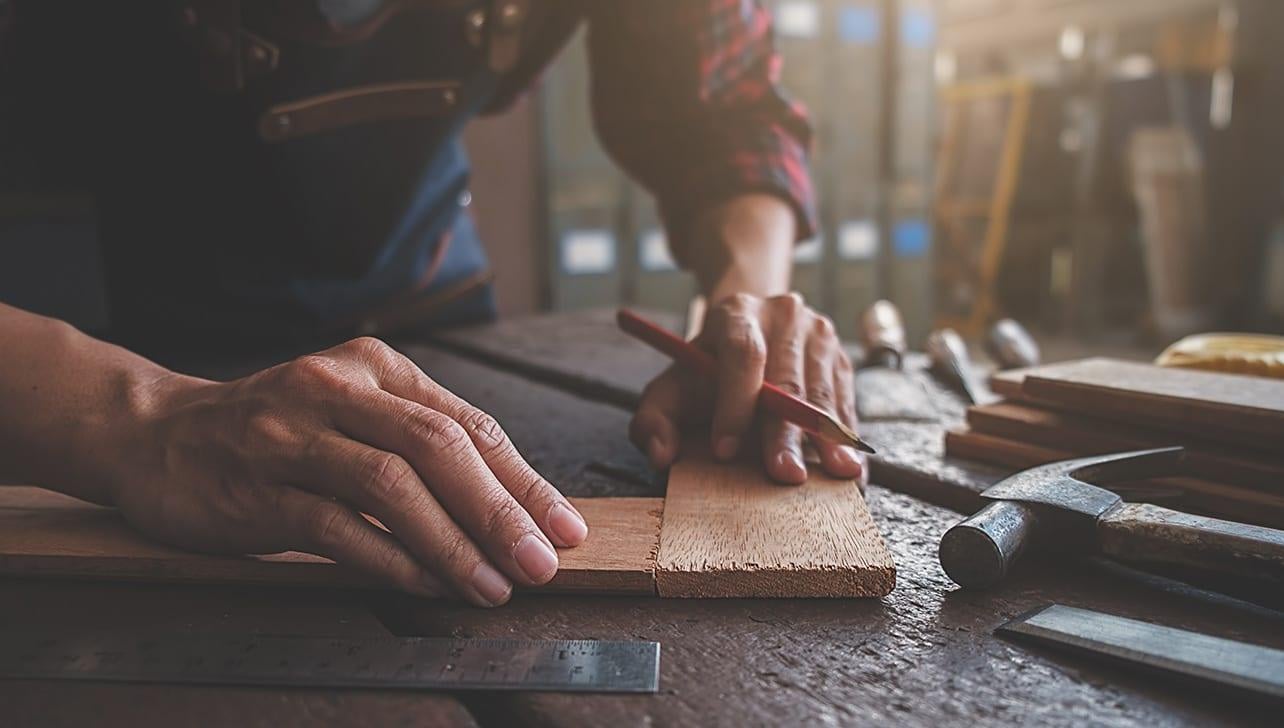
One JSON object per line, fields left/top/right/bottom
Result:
{"left": 493, "top": 0, "right": 817, "bottom": 258}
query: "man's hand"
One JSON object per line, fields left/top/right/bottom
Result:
{"left": 630, "top": 292, "right": 865, "bottom": 485}
{"left": 111, "top": 337, "right": 588, "bottom": 607}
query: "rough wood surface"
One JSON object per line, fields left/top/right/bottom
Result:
{"left": 1015, "top": 358, "right": 1284, "bottom": 452}
{"left": 943, "top": 428, "right": 1284, "bottom": 529}
{"left": 0, "top": 487, "right": 662, "bottom": 595}
{"left": 429, "top": 309, "right": 675, "bottom": 408}
{"left": 654, "top": 446, "right": 895, "bottom": 598}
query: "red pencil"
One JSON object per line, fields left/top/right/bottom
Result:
{"left": 617, "top": 309, "right": 876, "bottom": 454}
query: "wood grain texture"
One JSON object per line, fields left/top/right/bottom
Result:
{"left": 1014, "top": 358, "right": 1284, "bottom": 451}
{"left": 943, "top": 428, "right": 1284, "bottom": 529}
{"left": 0, "top": 487, "right": 662, "bottom": 595}
{"left": 1098, "top": 502, "right": 1284, "bottom": 584}
{"left": 655, "top": 448, "right": 895, "bottom": 598}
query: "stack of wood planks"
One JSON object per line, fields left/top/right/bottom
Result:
{"left": 945, "top": 357, "right": 1284, "bottom": 529}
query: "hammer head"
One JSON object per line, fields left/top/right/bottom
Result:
{"left": 939, "top": 447, "right": 1186, "bottom": 588}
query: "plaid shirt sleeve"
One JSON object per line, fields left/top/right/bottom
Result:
{"left": 581, "top": 0, "right": 816, "bottom": 262}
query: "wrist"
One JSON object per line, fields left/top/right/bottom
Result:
{"left": 688, "top": 194, "right": 795, "bottom": 303}
{"left": 91, "top": 369, "right": 214, "bottom": 506}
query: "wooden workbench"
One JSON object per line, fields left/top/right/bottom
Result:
{"left": 4, "top": 310, "right": 1281, "bottom": 726}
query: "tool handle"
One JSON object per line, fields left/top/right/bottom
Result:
{"left": 939, "top": 500, "right": 1040, "bottom": 588}
{"left": 986, "top": 318, "right": 1040, "bottom": 370}
{"left": 616, "top": 309, "right": 829, "bottom": 437}
{"left": 926, "top": 327, "right": 995, "bottom": 405}
{"left": 1099, "top": 503, "right": 1284, "bottom": 583}
{"left": 858, "top": 300, "right": 906, "bottom": 369}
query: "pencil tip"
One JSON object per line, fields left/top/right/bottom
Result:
{"left": 824, "top": 416, "right": 877, "bottom": 455}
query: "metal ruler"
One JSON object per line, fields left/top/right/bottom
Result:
{"left": 998, "top": 604, "right": 1284, "bottom": 700}
{"left": 0, "top": 633, "right": 660, "bottom": 694}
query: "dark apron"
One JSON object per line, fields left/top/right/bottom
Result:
{"left": 14, "top": 0, "right": 529, "bottom": 356}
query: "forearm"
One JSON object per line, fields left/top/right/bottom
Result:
{"left": 686, "top": 194, "right": 796, "bottom": 303}
{"left": 0, "top": 303, "right": 195, "bottom": 504}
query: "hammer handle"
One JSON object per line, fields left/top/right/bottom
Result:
{"left": 1099, "top": 503, "right": 1284, "bottom": 583}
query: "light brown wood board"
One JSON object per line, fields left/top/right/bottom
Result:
{"left": 944, "top": 428, "right": 1284, "bottom": 529}
{"left": 0, "top": 487, "right": 662, "bottom": 596}
{"left": 654, "top": 447, "right": 896, "bottom": 598}
{"left": 966, "top": 402, "right": 1284, "bottom": 494}
{"left": 995, "top": 358, "right": 1284, "bottom": 452}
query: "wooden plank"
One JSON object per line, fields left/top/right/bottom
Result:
{"left": 966, "top": 402, "right": 1284, "bottom": 493}
{"left": 1016, "top": 358, "right": 1284, "bottom": 452}
{"left": 943, "top": 428, "right": 1284, "bottom": 529}
{"left": 989, "top": 366, "right": 1028, "bottom": 398}
{"left": 0, "top": 487, "right": 661, "bottom": 595}
{"left": 654, "top": 447, "right": 895, "bottom": 598}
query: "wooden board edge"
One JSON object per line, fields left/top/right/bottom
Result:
{"left": 943, "top": 429, "right": 1284, "bottom": 529}
{"left": 1021, "top": 375, "right": 1282, "bottom": 450}
{"left": 654, "top": 565, "right": 896, "bottom": 599}
{"left": 0, "top": 491, "right": 664, "bottom": 597}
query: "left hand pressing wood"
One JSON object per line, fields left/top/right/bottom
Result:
{"left": 630, "top": 292, "right": 866, "bottom": 485}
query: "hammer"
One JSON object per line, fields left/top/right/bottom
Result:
{"left": 939, "top": 447, "right": 1284, "bottom": 589}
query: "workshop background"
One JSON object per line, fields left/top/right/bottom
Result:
{"left": 3, "top": 0, "right": 1284, "bottom": 349}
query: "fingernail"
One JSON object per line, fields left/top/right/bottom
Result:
{"left": 835, "top": 445, "right": 862, "bottom": 471}
{"left": 514, "top": 533, "right": 559, "bottom": 584}
{"left": 470, "top": 562, "right": 511, "bottom": 606}
{"left": 715, "top": 436, "right": 739, "bottom": 460}
{"left": 549, "top": 503, "right": 589, "bottom": 546}
{"left": 777, "top": 450, "right": 807, "bottom": 482}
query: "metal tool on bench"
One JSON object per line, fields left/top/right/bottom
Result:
{"left": 939, "top": 447, "right": 1284, "bottom": 589}
{"left": 0, "top": 634, "right": 661, "bottom": 694}
{"left": 926, "top": 327, "right": 998, "bottom": 405}
{"left": 985, "top": 318, "right": 1040, "bottom": 370}
{"left": 852, "top": 300, "right": 938, "bottom": 421}
{"left": 999, "top": 604, "right": 1284, "bottom": 701}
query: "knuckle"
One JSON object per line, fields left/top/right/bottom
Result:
{"left": 360, "top": 451, "right": 417, "bottom": 506}
{"left": 774, "top": 379, "right": 805, "bottom": 398}
{"left": 346, "top": 336, "right": 393, "bottom": 360}
{"left": 510, "top": 469, "right": 555, "bottom": 505}
{"left": 722, "top": 292, "right": 758, "bottom": 312}
{"left": 407, "top": 410, "right": 473, "bottom": 457}
{"left": 771, "top": 292, "right": 805, "bottom": 315}
{"left": 723, "top": 319, "right": 767, "bottom": 365}
{"left": 243, "top": 410, "right": 295, "bottom": 447}
{"left": 436, "top": 533, "right": 476, "bottom": 574}
{"left": 306, "top": 502, "right": 350, "bottom": 549}
{"left": 809, "top": 379, "right": 836, "bottom": 406}
{"left": 282, "top": 355, "right": 347, "bottom": 393}
{"left": 458, "top": 408, "right": 507, "bottom": 456}
{"left": 481, "top": 495, "right": 526, "bottom": 539}
{"left": 812, "top": 314, "right": 836, "bottom": 338}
